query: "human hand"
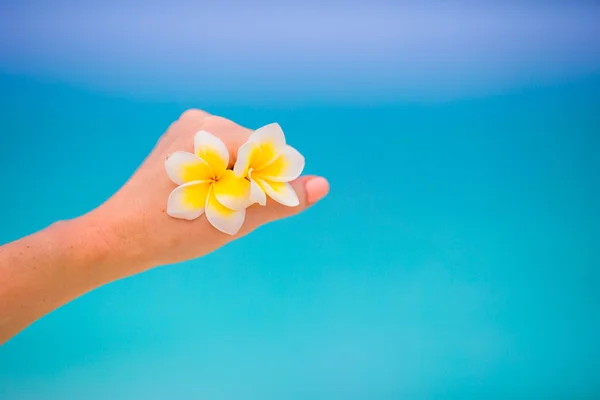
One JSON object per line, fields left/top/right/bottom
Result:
{"left": 81, "top": 110, "right": 329, "bottom": 279}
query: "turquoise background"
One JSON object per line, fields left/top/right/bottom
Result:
{"left": 1, "top": 72, "right": 598, "bottom": 399}
{"left": 1, "top": 2, "right": 600, "bottom": 399}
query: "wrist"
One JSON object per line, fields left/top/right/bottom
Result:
{"left": 46, "top": 217, "right": 126, "bottom": 286}
{"left": 51, "top": 214, "right": 142, "bottom": 288}
{"left": 74, "top": 206, "right": 156, "bottom": 279}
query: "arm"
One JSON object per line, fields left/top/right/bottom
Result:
{"left": 0, "top": 218, "right": 119, "bottom": 343}
{"left": 0, "top": 110, "right": 329, "bottom": 344}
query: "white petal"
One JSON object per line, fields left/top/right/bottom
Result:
{"left": 249, "top": 169, "right": 267, "bottom": 206}
{"left": 194, "top": 130, "right": 229, "bottom": 179}
{"left": 213, "top": 170, "right": 251, "bottom": 211}
{"left": 205, "top": 187, "right": 246, "bottom": 235}
{"left": 253, "top": 145, "right": 305, "bottom": 182}
{"left": 167, "top": 181, "right": 212, "bottom": 220}
{"left": 255, "top": 178, "right": 300, "bottom": 207}
{"left": 248, "top": 123, "right": 286, "bottom": 148}
{"left": 165, "top": 151, "right": 214, "bottom": 185}
{"left": 233, "top": 141, "right": 260, "bottom": 178}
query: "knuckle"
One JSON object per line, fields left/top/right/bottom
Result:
{"left": 201, "top": 115, "right": 232, "bottom": 129}
{"left": 165, "top": 119, "right": 181, "bottom": 133}
{"left": 179, "top": 108, "right": 210, "bottom": 121}
{"left": 153, "top": 120, "right": 179, "bottom": 148}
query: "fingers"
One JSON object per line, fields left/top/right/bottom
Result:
{"left": 243, "top": 176, "right": 329, "bottom": 229}
{"left": 175, "top": 111, "right": 331, "bottom": 223}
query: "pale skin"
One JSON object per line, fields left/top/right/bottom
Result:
{"left": 0, "top": 110, "right": 330, "bottom": 344}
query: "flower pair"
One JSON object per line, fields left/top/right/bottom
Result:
{"left": 164, "top": 123, "right": 305, "bottom": 235}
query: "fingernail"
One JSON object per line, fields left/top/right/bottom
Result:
{"left": 306, "top": 177, "right": 330, "bottom": 205}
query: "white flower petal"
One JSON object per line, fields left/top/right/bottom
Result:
{"left": 194, "top": 130, "right": 229, "bottom": 179}
{"left": 165, "top": 151, "right": 213, "bottom": 185}
{"left": 167, "top": 181, "right": 212, "bottom": 220}
{"left": 253, "top": 145, "right": 305, "bottom": 182}
{"left": 255, "top": 178, "right": 300, "bottom": 207}
{"left": 249, "top": 169, "right": 267, "bottom": 206}
{"left": 244, "top": 123, "right": 287, "bottom": 170}
{"left": 213, "top": 170, "right": 251, "bottom": 211}
{"left": 205, "top": 187, "right": 246, "bottom": 235}
{"left": 249, "top": 123, "right": 286, "bottom": 148}
{"left": 233, "top": 141, "right": 260, "bottom": 178}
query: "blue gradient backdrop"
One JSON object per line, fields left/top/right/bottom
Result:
{"left": 1, "top": 1, "right": 599, "bottom": 399}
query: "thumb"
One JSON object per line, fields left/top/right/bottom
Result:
{"left": 244, "top": 176, "right": 330, "bottom": 229}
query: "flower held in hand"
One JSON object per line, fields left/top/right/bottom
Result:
{"left": 165, "top": 131, "right": 250, "bottom": 235}
{"left": 233, "top": 123, "right": 305, "bottom": 207}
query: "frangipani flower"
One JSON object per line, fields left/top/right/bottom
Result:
{"left": 165, "top": 131, "right": 251, "bottom": 235}
{"left": 233, "top": 123, "right": 305, "bottom": 207}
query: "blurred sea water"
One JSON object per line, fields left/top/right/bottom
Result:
{"left": 1, "top": 2, "right": 599, "bottom": 399}
{"left": 1, "top": 70, "right": 598, "bottom": 399}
